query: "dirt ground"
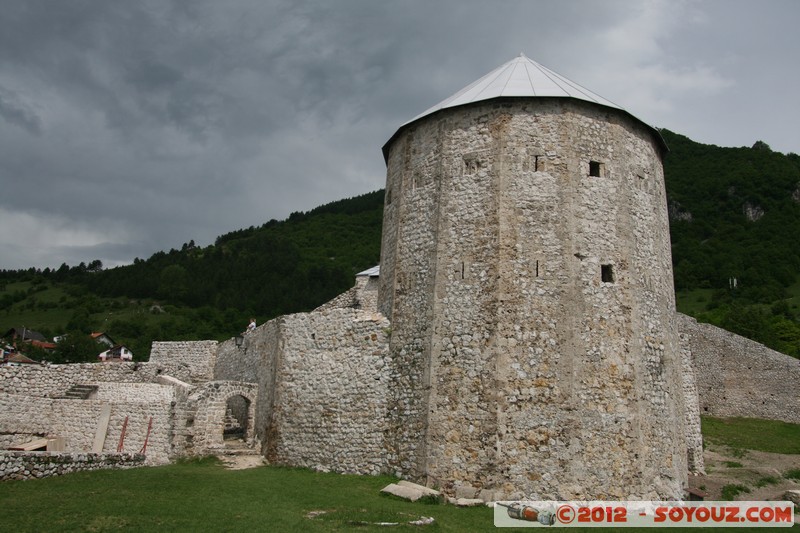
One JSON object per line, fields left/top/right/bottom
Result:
{"left": 219, "top": 453, "right": 265, "bottom": 470}
{"left": 689, "top": 443, "right": 800, "bottom": 502}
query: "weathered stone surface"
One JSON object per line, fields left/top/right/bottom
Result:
{"left": 0, "top": 389, "right": 173, "bottom": 465}
{"left": 678, "top": 314, "right": 800, "bottom": 424}
{"left": 448, "top": 497, "right": 485, "bottom": 507}
{"left": 397, "top": 480, "right": 441, "bottom": 498}
{"left": 378, "top": 98, "right": 688, "bottom": 500}
{"left": 783, "top": 490, "right": 800, "bottom": 505}
{"left": 254, "top": 308, "right": 391, "bottom": 476}
{"left": 2, "top": 77, "right": 799, "bottom": 501}
{"left": 454, "top": 485, "right": 479, "bottom": 500}
{"left": 381, "top": 483, "right": 428, "bottom": 501}
{"left": 0, "top": 451, "right": 144, "bottom": 481}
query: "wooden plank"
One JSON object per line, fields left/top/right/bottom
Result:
{"left": 9, "top": 438, "right": 48, "bottom": 451}
{"left": 92, "top": 403, "right": 111, "bottom": 453}
{"left": 47, "top": 436, "right": 66, "bottom": 452}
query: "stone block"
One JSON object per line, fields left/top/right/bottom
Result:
{"left": 396, "top": 480, "right": 441, "bottom": 498}
{"left": 454, "top": 484, "right": 478, "bottom": 500}
{"left": 448, "top": 497, "right": 485, "bottom": 507}
{"left": 784, "top": 490, "right": 800, "bottom": 506}
{"left": 381, "top": 483, "right": 430, "bottom": 502}
{"left": 478, "top": 488, "right": 497, "bottom": 502}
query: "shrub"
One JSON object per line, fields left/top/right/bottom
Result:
{"left": 755, "top": 476, "right": 779, "bottom": 487}
{"left": 784, "top": 468, "right": 800, "bottom": 480}
{"left": 721, "top": 484, "right": 750, "bottom": 500}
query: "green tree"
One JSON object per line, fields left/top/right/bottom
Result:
{"left": 720, "top": 304, "right": 774, "bottom": 347}
{"left": 66, "top": 308, "right": 91, "bottom": 332}
{"left": 52, "top": 331, "right": 103, "bottom": 363}
{"left": 158, "top": 265, "right": 189, "bottom": 302}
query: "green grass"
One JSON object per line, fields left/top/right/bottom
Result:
{"left": 6, "top": 446, "right": 800, "bottom": 533}
{"left": 755, "top": 475, "right": 780, "bottom": 488}
{"left": 5, "top": 460, "right": 791, "bottom": 533}
{"left": 701, "top": 416, "right": 800, "bottom": 454}
{"left": 675, "top": 288, "right": 716, "bottom": 316}
{"left": 786, "top": 468, "right": 800, "bottom": 480}
{"left": 723, "top": 461, "right": 743, "bottom": 468}
{"left": 5, "top": 444, "right": 800, "bottom": 533}
{"left": 1, "top": 460, "right": 496, "bottom": 533}
{"left": 720, "top": 483, "right": 751, "bottom": 501}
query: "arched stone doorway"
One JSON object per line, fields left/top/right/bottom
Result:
{"left": 223, "top": 394, "right": 250, "bottom": 443}
{"left": 188, "top": 381, "right": 258, "bottom": 454}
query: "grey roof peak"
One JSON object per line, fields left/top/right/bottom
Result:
{"left": 407, "top": 54, "right": 623, "bottom": 126}
{"left": 383, "top": 54, "right": 665, "bottom": 160}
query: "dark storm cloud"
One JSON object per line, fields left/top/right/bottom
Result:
{"left": 0, "top": 0, "right": 797, "bottom": 270}
{"left": 0, "top": 86, "right": 42, "bottom": 135}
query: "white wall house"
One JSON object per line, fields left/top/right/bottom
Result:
{"left": 98, "top": 345, "right": 133, "bottom": 362}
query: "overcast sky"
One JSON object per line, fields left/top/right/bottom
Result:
{"left": 1, "top": 0, "right": 798, "bottom": 271}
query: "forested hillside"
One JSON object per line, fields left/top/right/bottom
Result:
{"left": 86, "top": 190, "right": 384, "bottom": 315}
{"left": 2, "top": 132, "right": 799, "bottom": 360}
{"left": 0, "top": 190, "right": 384, "bottom": 360}
{"left": 662, "top": 129, "right": 800, "bottom": 355}
{"left": 663, "top": 130, "right": 800, "bottom": 297}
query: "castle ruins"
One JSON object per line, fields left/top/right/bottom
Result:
{"left": 1, "top": 56, "right": 798, "bottom": 500}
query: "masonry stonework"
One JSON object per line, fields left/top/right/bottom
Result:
{"left": 3, "top": 56, "right": 799, "bottom": 498}
{"left": 150, "top": 340, "right": 219, "bottom": 382}
{"left": 0, "top": 452, "right": 145, "bottom": 481}
{"left": 0, "top": 392, "right": 172, "bottom": 464}
{"left": 378, "top": 98, "right": 687, "bottom": 500}
{"left": 253, "top": 309, "right": 391, "bottom": 475}
{"left": 678, "top": 314, "right": 800, "bottom": 424}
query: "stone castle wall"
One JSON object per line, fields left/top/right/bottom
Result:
{"left": 315, "top": 273, "right": 380, "bottom": 313}
{"left": 0, "top": 451, "right": 145, "bottom": 481}
{"left": 95, "top": 382, "right": 174, "bottom": 403}
{"left": 214, "top": 336, "right": 260, "bottom": 383}
{"left": 678, "top": 323, "right": 705, "bottom": 474}
{"left": 678, "top": 314, "right": 800, "bottom": 424}
{"left": 2, "top": 278, "right": 799, "bottom": 488}
{"left": 0, "top": 362, "right": 156, "bottom": 398}
{"left": 0, "top": 339, "right": 220, "bottom": 401}
{"left": 149, "top": 340, "right": 219, "bottom": 383}
{"left": 379, "top": 99, "right": 688, "bottom": 500}
{"left": 254, "top": 308, "right": 392, "bottom": 475}
{"left": 178, "top": 380, "right": 258, "bottom": 455}
{"left": 0, "top": 392, "right": 172, "bottom": 464}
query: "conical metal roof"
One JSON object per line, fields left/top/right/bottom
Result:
{"left": 408, "top": 53, "right": 623, "bottom": 124}
{"left": 383, "top": 54, "right": 665, "bottom": 159}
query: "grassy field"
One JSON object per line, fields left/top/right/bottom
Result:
{"left": 1, "top": 459, "right": 496, "bottom": 532}
{"left": 2, "top": 417, "right": 798, "bottom": 532}
{"left": 674, "top": 278, "right": 800, "bottom": 318}
{"left": 701, "top": 416, "right": 800, "bottom": 454}
{"left": 0, "top": 279, "right": 130, "bottom": 336}
{"left": 675, "top": 287, "right": 717, "bottom": 316}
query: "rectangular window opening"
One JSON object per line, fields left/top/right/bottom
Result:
{"left": 589, "top": 160, "right": 603, "bottom": 177}
{"left": 535, "top": 260, "right": 539, "bottom": 277}
{"left": 601, "top": 264, "right": 615, "bottom": 283}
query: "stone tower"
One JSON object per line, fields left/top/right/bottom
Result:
{"left": 378, "top": 54, "right": 687, "bottom": 500}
